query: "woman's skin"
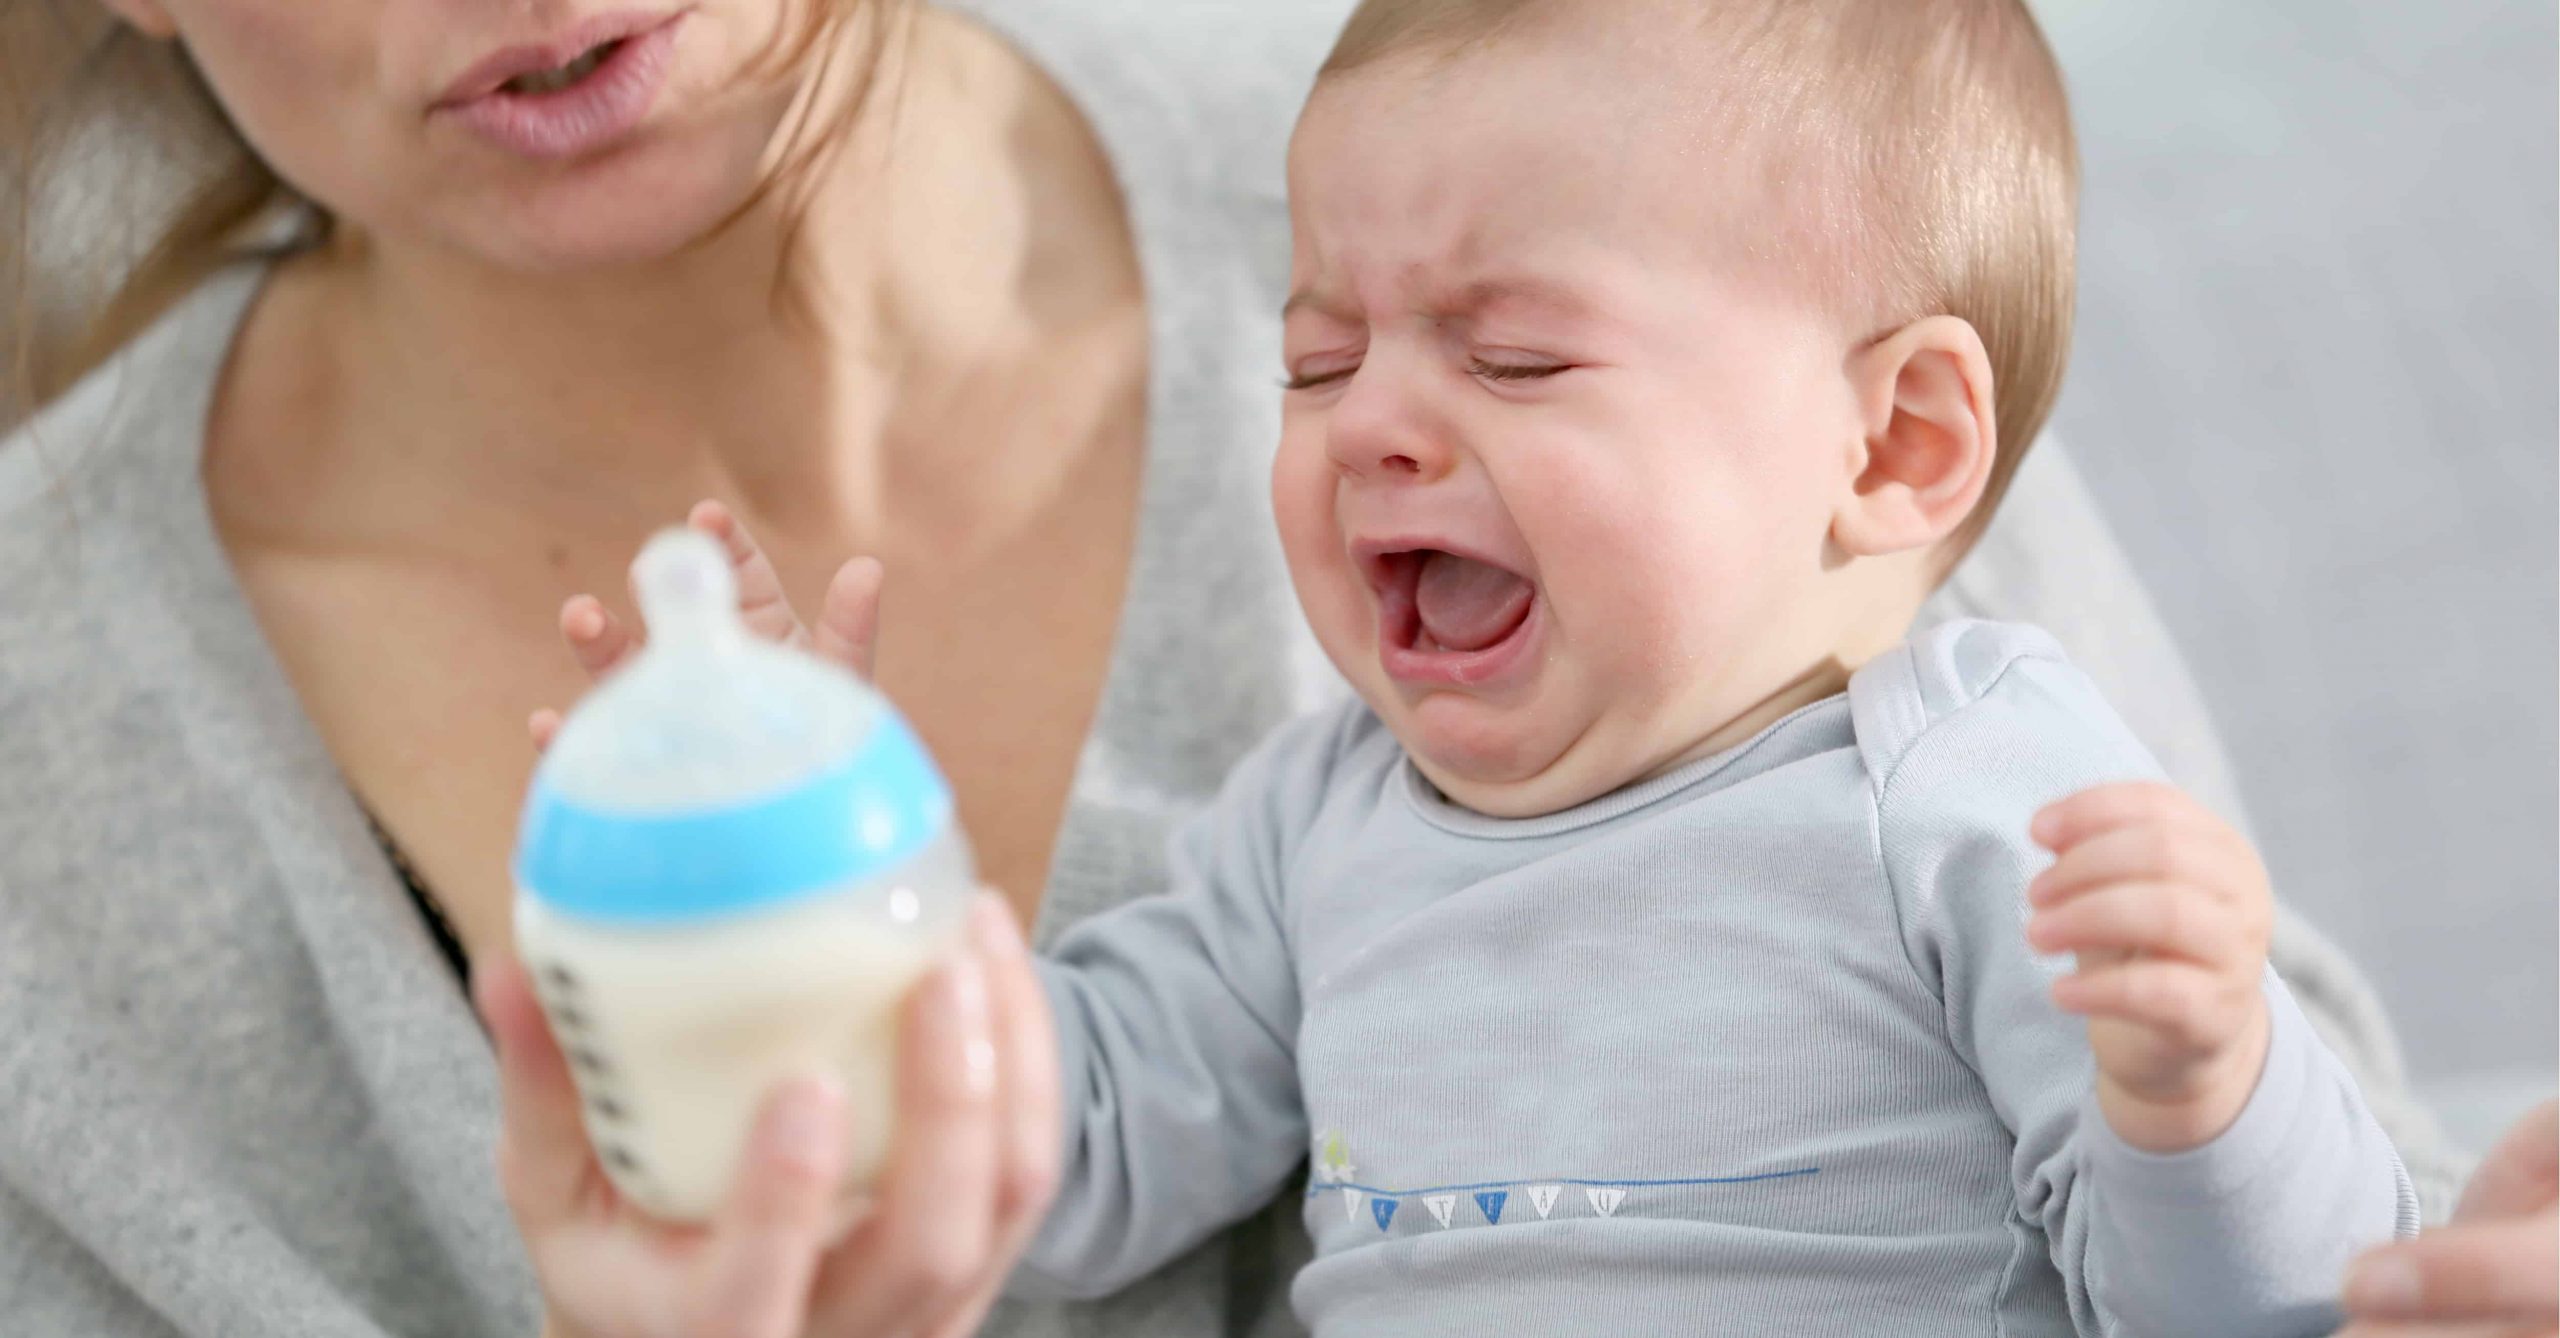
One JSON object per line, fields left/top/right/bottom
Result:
{"left": 2339, "top": 1101, "right": 2557, "bottom": 1338}
{"left": 91, "top": 0, "right": 1122, "bottom": 1328}
{"left": 188, "top": 1, "right": 1148, "bottom": 947}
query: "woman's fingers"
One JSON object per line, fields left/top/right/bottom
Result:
{"left": 905, "top": 899, "right": 1065, "bottom": 1338}
{"left": 812, "top": 557, "right": 886, "bottom": 680}
{"left": 692, "top": 1076, "right": 851, "bottom": 1338}
{"left": 2344, "top": 1213, "right": 2560, "bottom": 1323}
{"left": 809, "top": 902, "right": 1051, "bottom": 1338}
{"left": 561, "top": 594, "right": 643, "bottom": 683}
{"left": 474, "top": 955, "right": 598, "bottom": 1226}
{"left": 2349, "top": 1318, "right": 2560, "bottom": 1336}
{"left": 973, "top": 895, "right": 1062, "bottom": 1239}
{"left": 690, "top": 500, "right": 810, "bottom": 649}
{"left": 815, "top": 946, "right": 1005, "bottom": 1330}
{"left": 2457, "top": 1101, "right": 2560, "bottom": 1224}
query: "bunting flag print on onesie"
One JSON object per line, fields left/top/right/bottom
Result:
{"left": 1303, "top": 1129, "right": 1818, "bottom": 1236}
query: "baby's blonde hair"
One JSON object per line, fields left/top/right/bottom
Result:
{"left": 1322, "top": 0, "right": 2080, "bottom": 550}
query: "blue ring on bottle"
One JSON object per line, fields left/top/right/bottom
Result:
{"left": 515, "top": 713, "right": 953, "bottom": 924}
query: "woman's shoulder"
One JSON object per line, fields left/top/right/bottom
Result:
{"left": 0, "top": 264, "right": 262, "bottom": 735}
{"left": 0, "top": 264, "right": 263, "bottom": 528}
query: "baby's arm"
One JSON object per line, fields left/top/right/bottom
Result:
{"left": 2027, "top": 780, "right": 2422, "bottom": 1328}
{"left": 1874, "top": 645, "right": 2415, "bottom": 1337}
{"left": 1009, "top": 707, "right": 1353, "bottom": 1301}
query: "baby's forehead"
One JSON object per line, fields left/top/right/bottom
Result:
{"left": 1312, "top": 0, "right": 1824, "bottom": 124}
{"left": 1292, "top": 23, "right": 1867, "bottom": 306}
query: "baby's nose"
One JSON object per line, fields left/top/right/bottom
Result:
{"left": 1325, "top": 372, "right": 1454, "bottom": 483}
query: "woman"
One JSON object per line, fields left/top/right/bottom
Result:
{"left": 2341, "top": 1100, "right": 2557, "bottom": 1338}
{"left": 0, "top": 0, "right": 2486, "bottom": 1333}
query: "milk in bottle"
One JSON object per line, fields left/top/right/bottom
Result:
{"left": 513, "top": 528, "right": 972, "bottom": 1222}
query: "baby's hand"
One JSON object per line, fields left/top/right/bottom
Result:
{"left": 530, "top": 499, "right": 885, "bottom": 750}
{"left": 2026, "top": 782, "right": 2275, "bottom": 1154}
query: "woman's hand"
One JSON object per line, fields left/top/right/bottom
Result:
{"left": 2338, "top": 1099, "right": 2556, "bottom": 1337}
{"left": 505, "top": 499, "right": 1061, "bottom": 1335}
{"left": 481, "top": 895, "right": 1062, "bottom": 1338}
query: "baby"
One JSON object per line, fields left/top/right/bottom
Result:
{"left": 562, "top": 0, "right": 2415, "bottom": 1332}
{"left": 1008, "top": 3, "right": 2414, "bottom": 1334}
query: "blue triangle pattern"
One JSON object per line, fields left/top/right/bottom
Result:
{"left": 1372, "top": 1197, "right": 1399, "bottom": 1231}
{"left": 1475, "top": 1190, "right": 1507, "bottom": 1224}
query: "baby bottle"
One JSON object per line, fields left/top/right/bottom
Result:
{"left": 513, "top": 527, "right": 974, "bottom": 1223}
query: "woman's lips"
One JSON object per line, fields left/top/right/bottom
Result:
{"left": 432, "top": 11, "right": 687, "bottom": 161}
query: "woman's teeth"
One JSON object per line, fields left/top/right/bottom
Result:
{"left": 502, "top": 41, "right": 618, "bottom": 95}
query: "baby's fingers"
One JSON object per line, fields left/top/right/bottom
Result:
{"left": 2027, "top": 883, "right": 2262, "bottom": 966}
{"left": 691, "top": 500, "right": 809, "bottom": 648}
{"left": 561, "top": 594, "right": 641, "bottom": 682}
{"left": 811, "top": 557, "right": 884, "bottom": 679}
{"left": 2052, "top": 960, "right": 2254, "bottom": 1050}
{"left": 2032, "top": 782, "right": 2220, "bottom": 851}
{"left": 2028, "top": 819, "right": 2260, "bottom": 909}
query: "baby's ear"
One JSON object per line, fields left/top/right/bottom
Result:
{"left": 1832, "top": 315, "right": 1998, "bottom": 559}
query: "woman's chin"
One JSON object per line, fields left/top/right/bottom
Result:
{"left": 434, "top": 124, "right": 782, "bottom": 274}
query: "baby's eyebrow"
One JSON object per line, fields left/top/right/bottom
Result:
{"left": 1443, "top": 275, "right": 1600, "bottom": 321}
{"left": 1281, "top": 273, "right": 1618, "bottom": 326}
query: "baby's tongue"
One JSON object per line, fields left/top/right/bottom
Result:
{"left": 1414, "top": 552, "right": 1532, "bottom": 653}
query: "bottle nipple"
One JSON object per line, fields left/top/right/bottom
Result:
{"left": 632, "top": 528, "right": 744, "bottom": 653}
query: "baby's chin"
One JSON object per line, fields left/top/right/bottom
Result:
{"left": 1391, "top": 700, "right": 1631, "bottom": 821}
{"left": 1388, "top": 680, "right": 1785, "bottom": 820}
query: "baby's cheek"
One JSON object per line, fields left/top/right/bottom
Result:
{"left": 1575, "top": 495, "right": 1765, "bottom": 677}
{"left": 1267, "top": 465, "right": 1368, "bottom": 667}
{"left": 1272, "top": 451, "right": 1335, "bottom": 566}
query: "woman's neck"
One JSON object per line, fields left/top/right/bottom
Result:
{"left": 251, "top": 8, "right": 1124, "bottom": 549}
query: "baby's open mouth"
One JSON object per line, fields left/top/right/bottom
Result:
{"left": 1368, "top": 548, "right": 1539, "bottom": 684}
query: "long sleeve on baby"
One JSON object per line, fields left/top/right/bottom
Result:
{"left": 1861, "top": 632, "right": 2419, "bottom": 1338}
{"left": 1008, "top": 710, "right": 1352, "bottom": 1300}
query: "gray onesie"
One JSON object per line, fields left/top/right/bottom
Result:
{"left": 1014, "top": 620, "right": 2417, "bottom": 1336}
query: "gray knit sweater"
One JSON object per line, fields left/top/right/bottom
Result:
{"left": 0, "top": 0, "right": 2458, "bottom": 1333}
